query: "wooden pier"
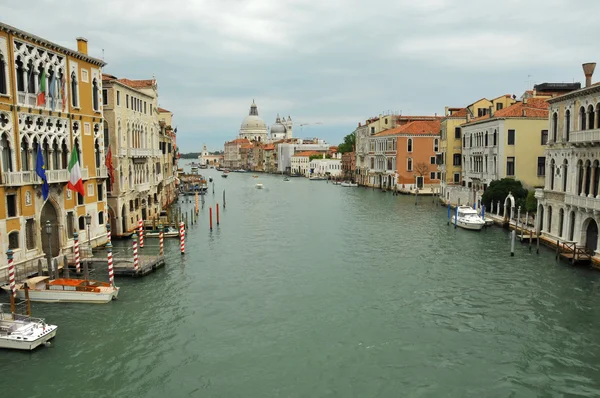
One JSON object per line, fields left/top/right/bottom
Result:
{"left": 113, "top": 254, "right": 166, "bottom": 277}
{"left": 556, "top": 240, "right": 592, "bottom": 265}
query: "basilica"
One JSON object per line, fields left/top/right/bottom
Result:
{"left": 238, "top": 100, "right": 293, "bottom": 142}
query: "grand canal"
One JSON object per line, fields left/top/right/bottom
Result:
{"left": 2, "top": 170, "right": 600, "bottom": 397}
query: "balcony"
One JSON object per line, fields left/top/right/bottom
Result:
{"left": 1, "top": 171, "right": 33, "bottom": 185}
{"left": 136, "top": 182, "right": 150, "bottom": 192}
{"left": 570, "top": 128, "right": 600, "bottom": 146}
{"left": 81, "top": 168, "right": 89, "bottom": 180}
{"left": 118, "top": 148, "right": 128, "bottom": 157}
{"left": 131, "top": 148, "right": 152, "bottom": 157}
{"left": 565, "top": 193, "right": 600, "bottom": 210}
{"left": 95, "top": 166, "right": 107, "bottom": 178}
{"left": 17, "top": 92, "right": 66, "bottom": 112}
{"left": 46, "top": 169, "right": 68, "bottom": 183}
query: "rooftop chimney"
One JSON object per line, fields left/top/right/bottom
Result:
{"left": 445, "top": 106, "right": 449, "bottom": 116}
{"left": 583, "top": 62, "right": 596, "bottom": 87}
{"left": 76, "top": 37, "right": 88, "bottom": 55}
{"left": 522, "top": 109, "right": 526, "bottom": 117}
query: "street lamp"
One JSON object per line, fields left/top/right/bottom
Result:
{"left": 45, "top": 220, "right": 53, "bottom": 277}
{"left": 85, "top": 213, "right": 92, "bottom": 252}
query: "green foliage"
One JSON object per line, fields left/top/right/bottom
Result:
{"left": 525, "top": 190, "right": 537, "bottom": 213}
{"left": 337, "top": 132, "right": 356, "bottom": 154}
{"left": 180, "top": 152, "right": 201, "bottom": 159}
{"left": 481, "top": 178, "right": 528, "bottom": 211}
{"left": 309, "top": 154, "right": 331, "bottom": 161}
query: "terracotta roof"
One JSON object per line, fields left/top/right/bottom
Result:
{"left": 263, "top": 144, "right": 275, "bottom": 150}
{"left": 240, "top": 143, "right": 254, "bottom": 149}
{"left": 158, "top": 107, "right": 171, "bottom": 113}
{"left": 375, "top": 119, "right": 441, "bottom": 136}
{"left": 102, "top": 73, "right": 118, "bottom": 81}
{"left": 467, "top": 98, "right": 549, "bottom": 124}
{"left": 116, "top": 78, "right": 156, "bottom": 89}
{"left": 227, "top": 138, "right": 250, "bottom": 145}
{"left": 446, "top": 108, "right": 468, "bottom": 118}
{"left": 293, "top": 150, "right": 323, "bottom": 157}
{"left": 492, "top": 94, "right": 513, "bottom": 100}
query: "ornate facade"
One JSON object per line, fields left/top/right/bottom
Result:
{"left": 0, "top": 22, "right": 108, "bottom": 275}
{"left": 536, "top": 63, "right": 600, "bottom": 255}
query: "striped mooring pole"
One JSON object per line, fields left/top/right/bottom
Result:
{"left": 74, "top": 231, "right": 81, "bottom": 274}
{"left": 106, "top": 222, "right": 111, "bottom": 244}
{"left": 132, "top": 233, "right": 139, "bottom": 272}
{"left": 138, "top": 219, "right": 144, "bottom": 248}
{"left": 159, "top": 224, "right": 164, "bottom": 256}
{"left": 195, "top": 192, "right": 199, "bottom": 214}
{"left": 107, "top": 242, "right": 114, "bottom": 286}
{"left": 7, "top": 249, "right": 16, "bottom": 313}
{"left": 179, "top": 221, "right": 185, "bottom": 255}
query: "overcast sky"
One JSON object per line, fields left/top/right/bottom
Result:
{"left": 2, "top": 0, "right": 599, "bottom": 152}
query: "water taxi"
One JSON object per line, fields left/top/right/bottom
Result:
{"left": 0, "top": 304, "right": 58, "bottom": 351}
{"left": 451, "top": 206, "right": 486, "bottom": 231}
{"left": 2, "top": 276, "right": 119, "bottom": 304}
{"left": 145, "top": 226, "right": 180, "bottom": 238}
{"left": 341, "top": 181, "right": 358, "bottom": 187}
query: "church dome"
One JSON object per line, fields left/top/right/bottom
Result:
{"left": 240, "top": 100, "right": 267, "bottom": 131}
{"left": 270, "top": 114, "right": 286, "bottom": 135}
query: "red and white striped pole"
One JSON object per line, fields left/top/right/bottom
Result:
{"left": 159, "top": 224, "right": 164, "bottom": 256}
{"left": 7, "top": 249, "right": 16, "bottom": 313}
{"left": 132, "top": 233, "right": 139, "bottom": 272}
{"left": 138, "top": 218, "right": 144, "bottom": 248}
{"left": 107, "top": 242, "right": 114, "bottom": 286}
{"left": 106, "top": 223, "right": 111, "bottom": 245}
{"left": 179, "top": 221, "right": 185, "bottom": 255}
{"left": 74, "top": 231, "right": 81, "bottom": 274}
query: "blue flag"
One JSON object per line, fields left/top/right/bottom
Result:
{"left": 35, "top": 146, "right": 49, "bottom": 200}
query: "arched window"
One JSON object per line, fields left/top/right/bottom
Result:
{"left": 469, "top": 135, "right": 473, "bottom": 147}
{"left": 588, "top": 105, "right": 595, "bottom": 130}
{"left": 71, "top": 71, "right": 78, "bottom": 107}
{"left": 95, "top": 139, "right": 101, "bottom": 169}
{"left": 407, "top": 157, "right": 412, "bottom": 171}
{"left": 8, "top": 231, "right": 19, "bottom": 250}
{"left": 92, "top": 78, "right": 99, "bottom": 111}
{"left": 565, "top": 110, "right": 571, "bottom": 141}
{"left": 485, "top": 133, "right": 488, "bottom": 146}
{"left": 20, "top": 137, "right": 29, "bottom": 171}
{"left": 580, "top": 106, "right": 586, "bottom": 130}
{"left": 74, "top": 137, "right": 82, "bottom": 165}
{"left": 27, "top": 61, "right": 35, "bottom": 94}
{"left": 563, "top": 159, "right": 568, "bottom": 192}
{"left": 104, "top": 122, "right": 109, "bottom": 151}
{"left": 433, "top": 138, "right": 439, "bottom": 152}
{"left": 558, "top": 208, "right": 564, "bottom": 237}
{"left": 552, "top": 113, "right": 558, "bottom": 141}
{"left": 52, "top": 139, "right": 59, "bottom": 170}
{"left": 61, "top": 139, "right": 69, "bottom": 169}
{"left": 549, "top": 159, "right": 555, "bottom": 190}
{"left": 1, "top": 132, "right": 13, "bottom": 172}
{"left": 547, "top": 206, "right": 553, "bottom": 234}
{"left": 98, "top": 211, "right": 104, "bottom": 225}
{"left": 15, "top": 56, "right": 24, "bottom": 92}
{"left": 407, "top": 138, "right": 412, "bottom": 152}
{"left": 493, "top": 130, "right": 497, "bottom": 146}
{"left": 78, "top": 216, "right": 85, "bottom": 230}
{"left": 0, "top": 52, "right": 7, "bottom": 95}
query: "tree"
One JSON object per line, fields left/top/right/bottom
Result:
{"left": 337, "top": 132, "right": 355, "bottom": 154}
{"left": 525, "top": 190, "right": 537, "bottom": 213}
{"left": 481, "top": 178, "right": 528, "bottom": 213}
{"left": 414, "top": 162, "right": 429, "bottom": 176}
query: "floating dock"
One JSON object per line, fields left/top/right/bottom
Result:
{"left": 113, "top": 254, "right": 166, "bottom": 277}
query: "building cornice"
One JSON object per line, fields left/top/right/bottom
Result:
{"left": 462, "top": 116, "right": 547, "bottom": 128}
{"left": 0, "top": 22, "right": 106, "bottom": 67}
{"left": 548, "top": 84, "right": 600, "bottom": 104}
{"left": 103, "top": 80, "right": 154, "bottom": 99}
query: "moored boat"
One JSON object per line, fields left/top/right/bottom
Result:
{"left": 341, "top": 181, "right": 358, "bottom": 187}
{"left": 145, "top": 226, "right": 180, "bottom": 238}
{"left": 450, "top": 206, "right": 486, "bottom": 231}
{"left": 283, "top": 177, "right": 290, "bottom": 182}
{"left": 221, "top": 173, "right": 228, "bottom": 178}
{"left": 309, "top": 176, "right": 326, "bottom": 181}
{"left": 2, "top": 276, "right": 119, "bottom": 304}
{"left": 0, "top": 304, "right": 58, "bottom": 351}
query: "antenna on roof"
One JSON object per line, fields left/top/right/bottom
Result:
{"left": 102, "top": 49, "right": 105, "bottom": 60}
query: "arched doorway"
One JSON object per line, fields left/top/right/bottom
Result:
{"left": 538, "top": 205, "right": 544, "bottom": 232}
{"left": 585, "top": 218, "right": 598, "bottom": 252}
{"left": 121, "top": 204, "right": 127, "bottom": 235}
{"left": 40, "top": 200, "right": 60, "bottom": 257}
{"left": 569, "top": 211, "right": 576, "bottom": 241}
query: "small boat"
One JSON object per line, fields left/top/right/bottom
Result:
{"left": 332, "top": 181, "right": 341, "bottom": 185}
{"left": 2, "top": 276, "right": 119, "bottom": 304}
{"left": 309, "top": 176, "right": 326, "bottom": 181}
{"left": 237, "top": 169, "right": 248, "bottom": 173}
{"left": 484, "top": 217, "right": 494, "bottom": 226}
{"left": 252, "top": 175, "right": 259, "bottom": 178}
{"left": 145, "top": 226, "right": 180, "bottom": 238}
{"left": 256, "top": 183, "right": 264, "bottom": 189}
{"left": 0, "top": 303, "right": 58, "bottom": 351}
{"left": 209, "top": 177, "right": 213, "bottom": 183}
{"left": 450, "top": 206, "right": 486, "bottom": 231}
{"left": 221, "top": 173, "right": 228, "bottom": 178}
{"left": 283, "top": 177, "right": 290, "bottom": 182}
{"left": 341, "top": 181, "right": 358, "bottom": 187}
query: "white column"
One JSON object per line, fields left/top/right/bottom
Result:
{"left": 581, "top": 165, "right": 587, "bottom": 196}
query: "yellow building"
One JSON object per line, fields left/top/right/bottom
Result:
{"left": 0, "top": 22, "right": 107, "bottom": 277}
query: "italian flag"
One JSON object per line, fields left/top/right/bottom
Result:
{"left": 37, "top": 69, "right": 46, "bottom": 106}
{"left": 67, "top": 150, "right": 85, "bottom": 197}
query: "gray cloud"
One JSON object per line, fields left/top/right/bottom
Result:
{"left": 2, "top": 0, "right": 598, "bottom": 151}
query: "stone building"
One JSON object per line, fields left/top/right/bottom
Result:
{"left": 0, "top": 22, "right": 108, "bottom": 274}
{"left": 536, "top": 63, "right": 600, "bottom": 255}
{"left": 102, "top": 74, "right": 175, "bottom": 236}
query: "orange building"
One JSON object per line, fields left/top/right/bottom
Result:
{"left": 395, "top": 119, "right": 442, "bottom": 191}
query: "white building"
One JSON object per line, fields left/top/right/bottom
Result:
{"left": 277, "top": 140, "right": 330, "bottom": 173}
{"left": 536, "top": 63, "right": 600, "bottom": 256}
{"left": 310, "top": 157, "right": 342, "bottom": 178}
{"left": 291, "top": 151, "right": 316, "bottom": 176}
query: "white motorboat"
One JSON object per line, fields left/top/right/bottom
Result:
{"left": 309, "top": 176, "right": 326, "bottom": 181}
{"left": 145, "top": 226, "right": 180, "bottom": 238}
{"left": 256, "top": 183, "right": 264, "bottom": 189}
{"left": 1, "top": 276, "right": 119, "bottom": 304}
{"left": 450, "top": 206, "right": 486, "bottom": 231}
{"left": 341, "top": 181, "right": 358, "bottom": 187}
{"left": 0, "top": 304, "right": 58, "bottom": 350}
{"left": 331, "top": 181, "right": 341, "bottom": 185}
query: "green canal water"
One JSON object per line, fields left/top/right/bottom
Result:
{"left": 2, "top": 170, "right": 600, "bottom": 397}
